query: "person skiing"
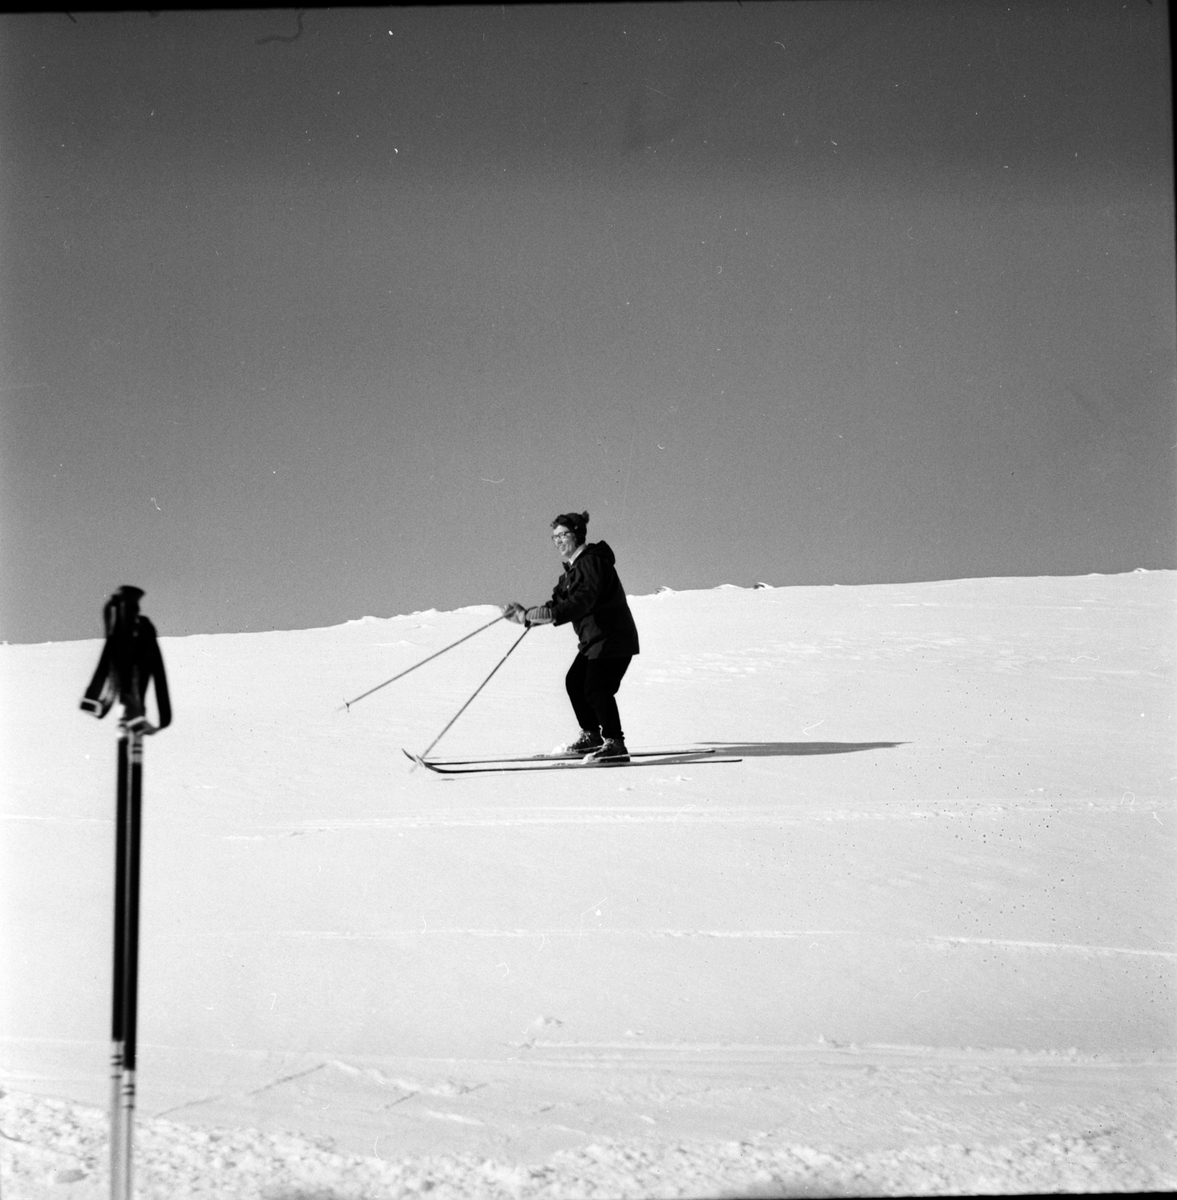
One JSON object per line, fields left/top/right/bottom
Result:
{"left": 503, "top": 511, "right": 639, "bottom": 761}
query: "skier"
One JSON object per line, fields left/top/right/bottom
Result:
{"left": 503, "top": 511, "right": 639, "bottom": 761}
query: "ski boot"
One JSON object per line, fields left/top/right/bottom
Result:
{"left": 584, "top": 738, "right": 629, "bottom": 763}
{"left": 562, "top": 728, "right": 603, "bottom": 755}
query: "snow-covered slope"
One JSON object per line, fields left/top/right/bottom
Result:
{"left": 2, "top": 573, "right": 1174, "bottom": 1196}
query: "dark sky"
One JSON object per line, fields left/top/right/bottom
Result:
{"left": 1, "top": 3, "right": 1173, "bottom": 643}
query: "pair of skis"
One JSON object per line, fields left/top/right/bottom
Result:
{"left": 403, "top": 746, "right": 741, "bottom": 775}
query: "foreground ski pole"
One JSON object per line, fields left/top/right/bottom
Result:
{"left": 112, "top": 720, "right": 144, "bottom": 1200}
{"left": 414, "top": 624, "right": 531, "bottom": 762}
{"left": 340, "top": 614, "right": 505, "bottom": 711}
{"left": 80, "top": 585, "right": 171, "bottom": 1200}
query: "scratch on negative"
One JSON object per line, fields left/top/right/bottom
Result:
{"left": 578, "top": 897, "right": 606, "bottom": 937}
{"left": 932, "top": 936, "right": 1176, "bottom": 959}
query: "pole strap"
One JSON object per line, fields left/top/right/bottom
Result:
{"left": 80, "top": 587, "right": 171, "bottom": 731}
{"left": 341, "top": 614, "right": 505, "bottom": 710}
{"left": 416, "top": 624, "right": 531, "bottom": 761}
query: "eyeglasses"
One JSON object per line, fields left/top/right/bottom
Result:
{"left": 551, "top": 530, "right": 575, "bottom": 542}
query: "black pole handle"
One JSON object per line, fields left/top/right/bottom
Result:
{"left": 81, "top": 586, "right": 171, "bottom": 731}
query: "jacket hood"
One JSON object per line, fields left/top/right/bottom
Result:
{"left": 571, "top": 540, "right": 615, "bottom": 567}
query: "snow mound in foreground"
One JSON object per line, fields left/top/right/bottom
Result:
{"left": 2, "top": 1088, "right": 1170, "bottom": 1200}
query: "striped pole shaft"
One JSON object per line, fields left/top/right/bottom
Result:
{"left": 110, "top": 729, "right": 129, "bottom": 1200}
{"left": 110, "top": 728, "right": 144, "bottom": 1200}
{"left": 119, "top": 729, "right": 144, "bottom": 1200}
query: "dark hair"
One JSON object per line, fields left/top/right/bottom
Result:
{"left": 551, "top": 510, "right": 589, "bottom": 546}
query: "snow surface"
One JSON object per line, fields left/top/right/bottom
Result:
{"left": 2, "top": 573, "right": 1175, "bottom": 1197}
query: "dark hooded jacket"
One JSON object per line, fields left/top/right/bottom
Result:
{"left": 548, "top": 541, "right": 640, "bottom": 660}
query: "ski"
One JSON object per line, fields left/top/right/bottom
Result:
{"left": 403, "top": 749, "right": 741, "bottom": 775}
{"left": 419, "top": 747, "right": 719, "bottom": 767}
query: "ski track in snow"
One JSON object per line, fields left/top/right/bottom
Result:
{"left": 210, "top": 796, "right": 1172, "bottom": 836}
{"left": 217, "top": 927, "right": 1175, "bottom": 958}
{"left": 5, "top": 795, "right": 1170, "bottom": 830}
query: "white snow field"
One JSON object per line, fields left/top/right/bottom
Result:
{"left": 2, "top": 573, "right": 1174, "bottom": 1198}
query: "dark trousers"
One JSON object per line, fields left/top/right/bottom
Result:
{"left": 565, "top": 653, "right": 632, "bottom": 742}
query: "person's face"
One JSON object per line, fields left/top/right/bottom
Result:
{"left": 551, "top": 526, "right": 577, "bottom": 560}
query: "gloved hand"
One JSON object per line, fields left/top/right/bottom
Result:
{"left": 502, "top": 601, "right": 527, "bottom": 624}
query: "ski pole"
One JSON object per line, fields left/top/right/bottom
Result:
{"left": 115, "top": 725, "right": 144, "bottom": 1200}
{"left": 341, "top": 614, "right": 505, "bottom": 711}
{"left": 80, "top": 585, "right": 170, "bottom": 1200}
{"left": 109, "top": 728, "right": 129, "bottom": 1199}
{"left": 415, "top": 624, "right": 531, "bottom": 761}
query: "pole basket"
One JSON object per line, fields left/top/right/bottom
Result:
{"left": 80, "top": 586, "right": 171, "bottom": 1200}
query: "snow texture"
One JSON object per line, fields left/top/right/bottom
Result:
{"left": 2, "top": 574, "right": 1175, "bottom": 1197}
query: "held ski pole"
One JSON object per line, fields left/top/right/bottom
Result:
{"left": 81, "top": 585, "right": 171, "bottom": 1200}
{"left": 415, "top": 624, "right": 531, "bottom": 762}
{"left": 340, "top": 614, "right": 505, "bottom": 711}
